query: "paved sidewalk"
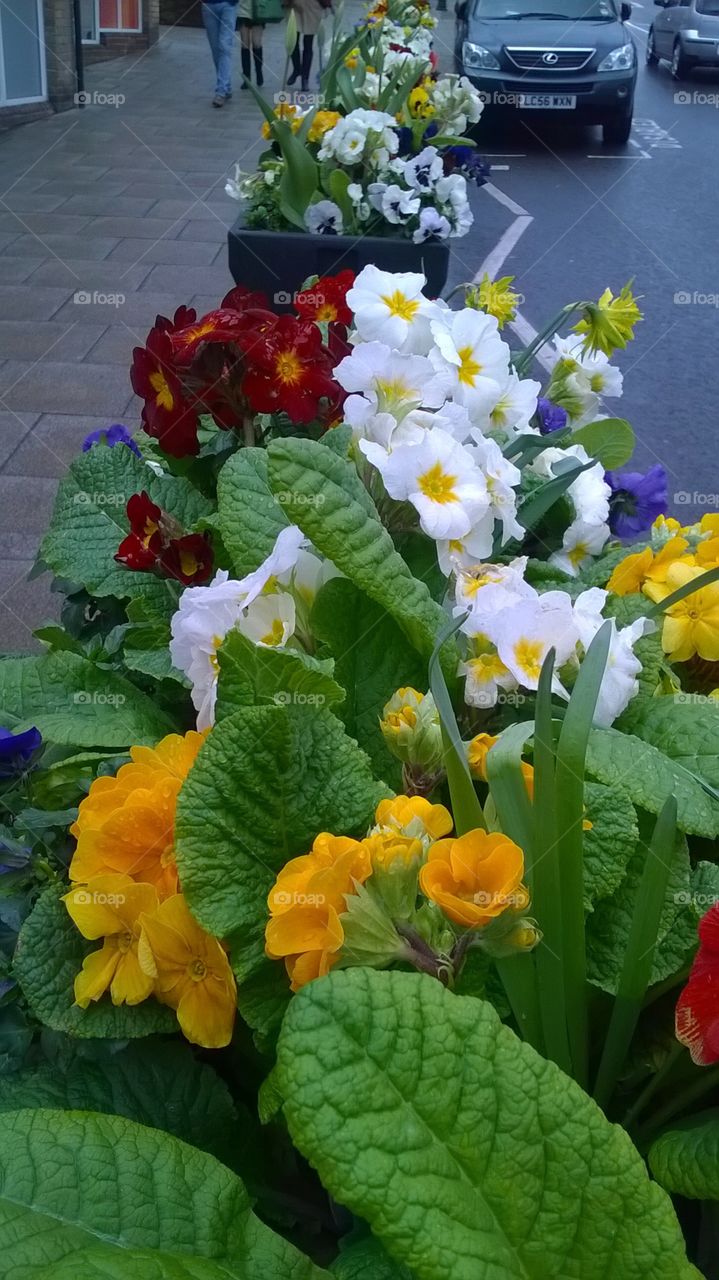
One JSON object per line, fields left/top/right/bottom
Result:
{"left": 0, "top": 6, "right": 469, "bottom": 651}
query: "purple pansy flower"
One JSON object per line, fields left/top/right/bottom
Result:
{"left": 606, "top": 464, "right": 669, "bottom": 540}
{"left": 0, "top": 726, "right": 42, "bottom": 778}
{"left": 82, "top": 424, "right": 141, "bottom": 456}
{"left": 536, "top": 397, "right": 568, "bottom": 434}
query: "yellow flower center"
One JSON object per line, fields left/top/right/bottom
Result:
{"left": 376, "top": 377, "right": 415, "bottom": 402}
{"left": 190, "top": 958, "right": 207, "bottom": 981}
{"left": 142, "top": 518, "right": 159, "bottom": 549}
{"left": 513, "top": 638, "right": 544, "bottom": 682}
{"left": 209, "top": 635, "right": 224, "bottom": 674}
{"left": 275, "top": 349, "right": 302, "bottom": 385}
{"left": 316, "top": 302, "right": 338, "bottom": 322}
{"left": 456, "top": 345, "right": 482, "bottom": 386}
{"left": 568, "top": 541, "right": 588, "bottom": 568}
{"left": 417, "top": 462, "right": 458, "bottom": 505}
{"left": 179, "top": 548, "right": 199, "bottom": 578}
{"left": 381, "top": 290, "right": 420, "bottom": 322}
{"left": 261, "top": 618, "right": 285, "bottom": 646}
{"left": 148, "top": 369, "right": 174, "bottom": 411}
{"left": 468, "top": 654, "right": 507, "bottom": 683}
{"left": 117, "top": 930, "right": 133, "bottom": 953}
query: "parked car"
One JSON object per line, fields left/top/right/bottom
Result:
{"left": 647, "top": 0, "right": 719, "bottom": 78}
{"left": 455, "top": 0, "right": 637, "bottom": 144}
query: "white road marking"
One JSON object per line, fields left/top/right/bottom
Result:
{"left": 474, "top": 183, "right": 554, "bottom": 369}
{"left": 627, "top": 19, "right": 649, "bottom": 32}
{"left": 490, "top": 164, "right": 511, "bottom": 170}
{"left": 587, "top": 153, "right": 650, "bottom": 159}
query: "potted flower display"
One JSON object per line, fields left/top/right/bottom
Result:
{"left": 225, "top": 1, "right": 486, "bottom": 300}
{"left": 2, "top": 265, "right": 719, "bottom": 1278}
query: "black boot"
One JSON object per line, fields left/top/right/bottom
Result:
{"left": 241, "top": 46, "right": 251, "bottom": 87}
{"left": 288, "top": 36, "right": 301, "bottom": 85}
{"left": 300, "top": 35, "right": 313, "bottom": 93}
{"left": 252, "top": 47, "right": 264, "bottom": 87}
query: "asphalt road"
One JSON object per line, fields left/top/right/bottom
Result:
{"left": 444, "top": 18, "right": 719, "bottom": 519}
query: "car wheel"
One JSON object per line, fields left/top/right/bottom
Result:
{"left": 602, "top": 110, "right": 633, "bottom": 146}
{"left": 671, "top": 40, "right": 690, "bottom": 79}
{"left": 646, "top": 28, "right": 659, "bottom": 66}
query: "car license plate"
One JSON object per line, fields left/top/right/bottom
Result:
{"left": 517, "top": 93, "right": 577, "bottom": 109}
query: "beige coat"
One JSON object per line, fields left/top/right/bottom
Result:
{"left": 293, "top": 0, "right": 326, "bottom": 35}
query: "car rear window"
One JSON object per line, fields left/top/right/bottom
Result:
{"left": 696, "top": 0, "right": 719, "bottom": 12}
{"left": 472, "top": 0, "right": 618, "bottom": 18}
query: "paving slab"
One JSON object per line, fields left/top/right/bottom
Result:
{"left": 0, "top": 285, "right": 75, "bottom": 320}
{"left": 0, "top": 411, "right": 39, "bottom": 468}
{"left": 5, "top": 414, "right": 114, "bottom": 478}
{"left": 0, "top": 320, "right": 108, "bottom": 361}
{"left": 0, "top": 360, "right": 139, "bottom": 414}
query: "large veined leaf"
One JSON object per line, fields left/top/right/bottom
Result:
{"left": 585, "top": 727, "right": 719, "bottom": 838}
{"left": 586, "top": 824, "right": 693, "bottom": 993}
{"left": 37, "top": 1249, "right": 243, "bottom": 1280}
{"left": 14, "top": 886, "right": 175, "bottom": 1038}
{"left": 571, "top": 417, "right": 635, "bottom": 469}
{"left": 266, "top": 439, "right": 457, "bottom": 685}
{"left": 216, "top": 629, "right": 344, "bottom": 722}
{"left": 0, "top": 1109, "right": 327, "bottom": 1280}
{"left": 619, "top": 696, "right": 719, "bottom": 788}
{"left": 649, "top": 1112, "right": 719, "bottom": 1201}
{"left": 0, "top": 1041, "right": 241, "bottom": 1169}
{"left": 38, "top": 442, "right": 212, "bottom": 601}
{"left": 174, "top": 704, "right": 389, "bottom": 977}
{"left": 311, "top": 578, "right": 427, "bottom": 789}
{"left": 278, "top": 970, "right": 698, "bottom": 1280}
{"left": 0, "top": 652, "right": 175, "bottom": 747}
{"left": 331, "top": 1238, "right": 414, "bottom": 1280}
{"left": 216, "top": 449, "right": 289, "bottom": 578}
{"left": 583, "top": 782, "right": 638, "bottom": 909}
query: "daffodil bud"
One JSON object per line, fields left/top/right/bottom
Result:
{"left": 380, "top": 687, "right": 443, "bottom": 771}
{"left": 573, "top": 283, "right": 642, "bottom": 357}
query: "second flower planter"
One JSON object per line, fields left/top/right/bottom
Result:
{"left": 227, "top": 219, "right": 450, "bottom": 304}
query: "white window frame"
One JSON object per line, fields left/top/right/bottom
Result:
{"left": 98, "top": 0, "right": 143, "bottom": 33}
{"left": 0, "top": 0, "right": 48, "bottom": 106}
{"left": 81, "top": 0, "right": 101, "bottom": 43}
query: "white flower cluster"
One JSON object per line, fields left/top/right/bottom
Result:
{"left": 170, "top": 527, "right": 337, "bottom": 729}
{"left": 335, "top": 265, "right": 542, "bottom": 572}
{"left": 317, "top": 108, "right": 399, "bottom": 167}
{"left": 429, "top": 75, "right": 484, "bottom": 135}
{"left": 546, "top": 334, "right": 624, "bottom": 426}
{"left": 378, "top": 19, "right": 433, "bottom": 72}
{"left": 455, "top": 561, "right": 653, "bottom": 727}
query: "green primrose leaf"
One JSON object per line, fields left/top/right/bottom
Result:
{"left": 216, "top": 449, "right": 289, "bottom": 578}
{"left": 649, "top": 1111, "right": 719, "bottom": 1201}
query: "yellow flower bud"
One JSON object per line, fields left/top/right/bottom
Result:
{"left": 380, "top": 688, "right": 443, "bottom": 771}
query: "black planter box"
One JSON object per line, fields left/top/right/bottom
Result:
{"left": 227, "top": 218, "right": 450, "bottom": 306}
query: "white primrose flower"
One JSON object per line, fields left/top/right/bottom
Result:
{"left": 460, "top": 646, "right": 519, "bottom": 710}
{"left": 318, "top": 109, "right": 398, "bottom": 164}
{"left": 413, "top": 208, "right": 452, "bottom": 244}
{"left": 369, "top": 427, "right": 490, "bottom": 540}
{"left": 403, "top": 146, "right": 444, "bottom": 192}
{"left": 429, "top": 308, "right": 510, "bottom": 416}
{"left": 494, "top": 591, "right": 579, "bottom": 694}
{"left": 456, "top": 558, "right": 537, "bottom": 636}
{"left": 305, "top": 200, "right": 343, "bottom": 235}
{"left": 572, "top": 588, "right": 656, "bottom": 728}
{"left": 368, "top": 182, "right": 421, "bottom": 225}
{"left": 533, "top": 444, "right": 611, "bottom": 527}
{"left": 488, "top": 370, "right": 542, "bottom": 438}
{"left": 334, "top": 341, "right": 446, "bottom": 414}
{"left": 468, "top": 431, "right": 524, "bottom": 545}
{"left": 169, "top": 527, "right": 306, "bottom": 729}
{"left": 347, "top": 266, "right": 440, "bottom": 354}
{"left": 237, "top": 592, "right": 296, "bottom": 649}
{"left": 550, "top": 518, "right": 611, "bottom": 578}
{"left": 430, "top": 74, "right": 484, "bottom": 134}
{"left": 436, "top": 521, "right": 498, "bottom": 576}
{"left": 435, "top": 173, "right": 473, "bottom": 238}
{"left": 347, "top": 182, "right": 371, "bottom": 221}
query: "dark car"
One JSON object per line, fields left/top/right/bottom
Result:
{"left": 455, "top": 0, "right": 637, "bottom": 144}
{"left": 647, "top": 0, "right": 719, "bottom": 78}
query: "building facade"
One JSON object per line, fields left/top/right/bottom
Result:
{"left": 0, "top": 0, "right": 158, "bottom": 129}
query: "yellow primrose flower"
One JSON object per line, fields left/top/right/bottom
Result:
{"left": 408, "top": 87, "right": 435, "bottom": 119}
{"left": 700, "top": 514, "right": 719, "bottom": 536}
{"left": 139, "top": 894, "right": 236, "bottom": 1049}
{"left": 69, "top": 730, "right": 206, "bottom": 897}
{"left": 653, "top": 514, "right": 682, "bottom": 537}
{"left": 366, "top": 795, "right": 453, "bottom": 869}
{"left": 419, "top": 829, "right": 526, "bottom": 929}
{"left": 380, "top": 687, "right": 442, "bottom": 770}
{"left": 607, "top": 547, "right": 654, "bottom": 596}
{"left": 64, "top": 874, "right": 158, "bottom": 1009}
{"left": 645, "top": 562, "right": 719, "bottom": 662}
{"left": 261, "top": 102, "right": 299, "bottom": 140}
{"left": 573, "top": 283, "right": 642, "bottom": 356}
{"left": 696, "top": 536, "right": 719, "bottom": 569}
{"left": 467, "top": 733, "right": 535, "bottom": 800}
{"left": 344, "top": 48, "right": 360, "bottom": 68}
{"left": 468, "top": 273, "right": 521, "bottom": 329}
{"left": 307, "top": 110, "right": 341, "bottom": 142}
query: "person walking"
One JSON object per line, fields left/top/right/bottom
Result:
{"left": 201, "top": 0, "right": 239, "bottom": 107}
{"left": 288, "top": 0, "right": 327, "bottom": 92}
{"left": 238, "top": 0, "right": 265, "bottom": 88}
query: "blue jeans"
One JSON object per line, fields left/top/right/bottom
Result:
{"left": 202, "top": 1, "right": 237, "bottom": 96}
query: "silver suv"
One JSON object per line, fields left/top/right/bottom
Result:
{"left": 647, "top": 0, "right": 719, "bottom": 78}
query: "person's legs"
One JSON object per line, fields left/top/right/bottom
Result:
{"left": 215, "top": 1, "right": 236, "bottom": 97}
{"left": 201, "top": 2, "right": 221, "bottom": 81}
{"left": 288, "top": 33, "right": 301, "bottom": 84}
{"left": 301, "top": 33, "right": 314, "bottom": 92}
{"left": 251, "top": 25, "right": 264, "bottom": 87}
{"left": 239, "top": 20, "right": 252, "bottom": 86}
